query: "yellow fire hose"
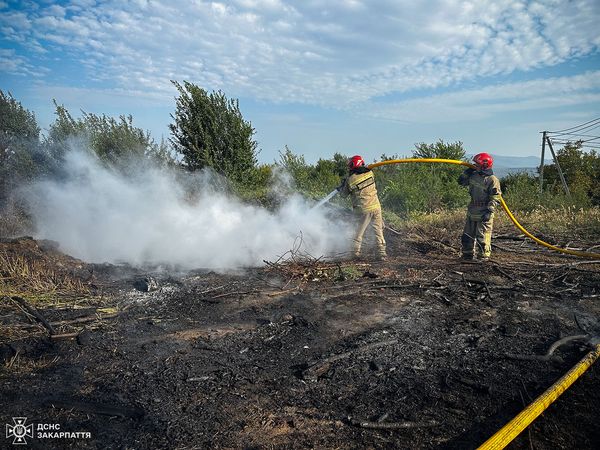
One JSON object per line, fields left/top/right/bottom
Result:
{"left": 477, "top": 342, "right": 600, "bottom": 450}
{"left": 367, "top": 158, "right": 600, "bottom": 260}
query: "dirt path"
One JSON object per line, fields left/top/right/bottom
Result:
{"left": 1, "top": 234, "right": 599, "bottom": 449}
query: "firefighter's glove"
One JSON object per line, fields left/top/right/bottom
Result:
{"left": 458, "top": 168, "right": 474, "bottom": 185}
{"left": 335, "top": 181, "right": 345, "bottom": 192}
{"left": 482, "top": 209, "right": 493, "bottom": 222}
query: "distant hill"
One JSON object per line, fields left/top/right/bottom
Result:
{"left": 467, "top": 155, "right": 551, "bottom": 179}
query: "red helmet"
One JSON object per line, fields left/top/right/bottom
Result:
{"left": 348, "top": 155, "right": 365, "bottom": 170}
{"left": 473, "top": 152, "right": 493, "bottom": 169}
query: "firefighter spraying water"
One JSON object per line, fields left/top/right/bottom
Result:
{"left": 315, "top": 154, "right": 600, "bottom": 261}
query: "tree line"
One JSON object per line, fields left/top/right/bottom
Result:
{"left": 2, "top": 85, "right": 599, "bottom": 222}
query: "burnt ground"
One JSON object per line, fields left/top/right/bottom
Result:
{"left": 1, "top": 231, "right": 599, "bottom": 449}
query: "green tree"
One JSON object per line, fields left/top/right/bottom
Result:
{"left": 413, "top": 139, "right": 466, "bottom": 160}
{"left": 46, "top": 101, "right": 174, "bottom": 167}
{"left": 277, "top": 147, "right": 347, "bottom": 198}
{"left": 0, "top": 91, "right": 43, "bottom": 201}
{"left": 0, "top": 91, "right": 40, "bottom": 153}
{"left": 377, "top": 141, "right": 469, "bottom": 216}
{"left": 169, "top": 81, "right": 258, "bottom": 181}
{"left": 542, "top": 141, "right": 599, "bottom": 205}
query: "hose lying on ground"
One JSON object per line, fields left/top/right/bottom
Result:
{"left": 477, "top": 341, "right": 600, "bottom": 450}
{"left": 367, "top": 158, "right": 600, "bottom": 260}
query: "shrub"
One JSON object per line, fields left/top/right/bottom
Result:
{"left": 541, "top": 142, "right": 600, "bottom": 205}
{"left": 46, "top": 102, "right": 174, "bottom": 169}
{"left": 0, "top": 91, "right": 43, "bottom": 201}
{"left": 502, "top": 171, "right": 591, "bottom": 211}
{"left": 276, "top": 146, "right": 347, "bottom": 199}
{"left": 376, "top": 141, "right": 470, "bottom": 217}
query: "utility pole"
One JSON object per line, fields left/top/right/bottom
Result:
{"left": 539, "top": 131, "right": 546, "bottom": 194}
{"left": 545, "top": 136, "right": 571, "bottom": 197}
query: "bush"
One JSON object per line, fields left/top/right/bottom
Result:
{"left": 541, "top": 142, "right": 600, "bottom": 205}
{"left": 502, "top": 171, "right": 591, "bottom": 212}
{"left": 46, "top": 102, "right": 174, "bottom": 169}
{"left": 0, "top": 91, "right": 43, "bottom": 202}
{"left": 276, "top": 147, "right": 347, "bottom": 199}
{"left": 231, "top": 164, "right": 275, "bottom": 207}
{"left": 376, "top": 141, "right": 470, "bottom": 217}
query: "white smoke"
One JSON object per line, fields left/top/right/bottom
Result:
{"left": 23, "top": 149, "right": 352, "bottom": 269}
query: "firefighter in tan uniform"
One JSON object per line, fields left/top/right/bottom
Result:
{"left": 338, "top": 155, "right": 387, "bottom": 260}
{"left": 458, "top": 152, "right": 502, "bottom": 260}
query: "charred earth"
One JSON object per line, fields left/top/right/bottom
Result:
{"left": 1, "top": 232, "right": 599, "bottom": 449}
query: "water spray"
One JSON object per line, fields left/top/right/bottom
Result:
{"left": 313, "top": 189, "right": 340, "bottom": 209}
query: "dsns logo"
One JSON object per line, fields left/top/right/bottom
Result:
{"left": 6, "top": 417, "right": 33, "bottom": 445}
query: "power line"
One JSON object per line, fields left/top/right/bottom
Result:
{"left": 548, "top": 122, "right": 600, "bottom": 137}
{"left": 547, "top": 132, "right": 600, "bottom": 139}
{"left": 550, "top": 136, "right": 600, "bottom": 143}
{"left": 546, "top": 117, "right": 600, "bottom": 134}
{"left": 543, "top": 118, "right": 600, "bottom": 153}
{"left": 548, "top": 139, "right": 600, "bottom": 150}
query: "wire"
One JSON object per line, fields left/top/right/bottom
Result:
{"left": 548, "top": 133, "right": 600, "bottom": 139}
{"left": 547, "top": 117, "right": 600, "bottom": 134}
{"left": 549, "top": 140, "right": 600, "bottom": 150}
{"left": 548, "top": 122, "right": 600, "bottom": 137}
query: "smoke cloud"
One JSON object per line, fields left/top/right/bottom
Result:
{"left": 22, "top": 148, "right": 352, "bottom": 269}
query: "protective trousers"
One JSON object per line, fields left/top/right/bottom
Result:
{"left": 461, "top": 214, "right": 493, "bottom": 258}
{"left": 353, "top": 209, "right": 386, "bottom": 257}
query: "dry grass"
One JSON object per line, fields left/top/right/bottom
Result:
{"left": 384, "top": 206, "right": 600, "bottom": 253}
{"left": 1, "top": 351, "right": 61, "bottom": 378}
{"left": 0, "top": 250, "right": 90, "bottom": 299}
{"left": 508, "top": 206, "right": 600, "bottom": 240}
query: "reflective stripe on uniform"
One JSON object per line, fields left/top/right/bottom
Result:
{"left": 349, "top": 172, "right": 375, "bottom": 191}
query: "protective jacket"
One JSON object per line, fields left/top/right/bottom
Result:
{"left": 339, "top": 167, "right": 381, "bottom": 213}
{"left": 458, "top": 168, "right": 501, "bottom": 220}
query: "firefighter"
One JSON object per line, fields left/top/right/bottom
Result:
{"left": 458, "top": 152, "right": 502, "bottom": 260}
{"left": 338, "top": 155, "right": 387, "bottom": 261}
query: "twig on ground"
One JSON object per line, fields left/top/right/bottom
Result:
{"left": 50, "top": 332, "right": 80, "bottom": 340}
{"left": 491, "top": 264, "right": 515, "bottom": 280}
{"left": 574, "top": 314, "right": 590, "bottom": 334}
{"left": 12, "top": 311, "right": 119, "bottom": 329}
{"left": 8, "top": 296, "right": 56, "bottom": 335}
{"left": 303, "top": 339, "right": 398, "bottom": 380}
{"left": 495, "top": 234, "right": 527, "bottom": 241}
{"left": 199, "top": 284, "right": 227, "bottom": 295}
{"left": 384, "top": 224, "right": 402, "bottom": 236}
{"left": 484, "top": 283, "right": 493, "bottom": 300}
{"left": 347, "top": 417, "right": 439, "bottom": 429}
{"left": 452, "top": 376, "right": 491, "bottom": 394}
{"left": 505, "top": 334, "right": 589, "bottom": 362}
{"left": 266, "top": 286, "right": 301, "bottom": 297}
{"left": 51, "top": 312, "right": 119, "bottom": 327}
{"left": 210, "top": 290, "right": 258, "bottom": 300}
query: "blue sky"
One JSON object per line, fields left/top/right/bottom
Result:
{"left": 1, "top": 0, "right": 599, "bottom": 164}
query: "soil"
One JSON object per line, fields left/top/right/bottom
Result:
{"left": 1, "top": 232, "right": 599, "bottom": 449}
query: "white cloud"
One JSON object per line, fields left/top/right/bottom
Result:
{"left": 0, "top": 48, "right": 46, "bottom": 77}
{"left": 1, "top": 0, "right": 598, "bottom": 112}
{"left": 361, "top": 71, "right": 600, "bottom": 123}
